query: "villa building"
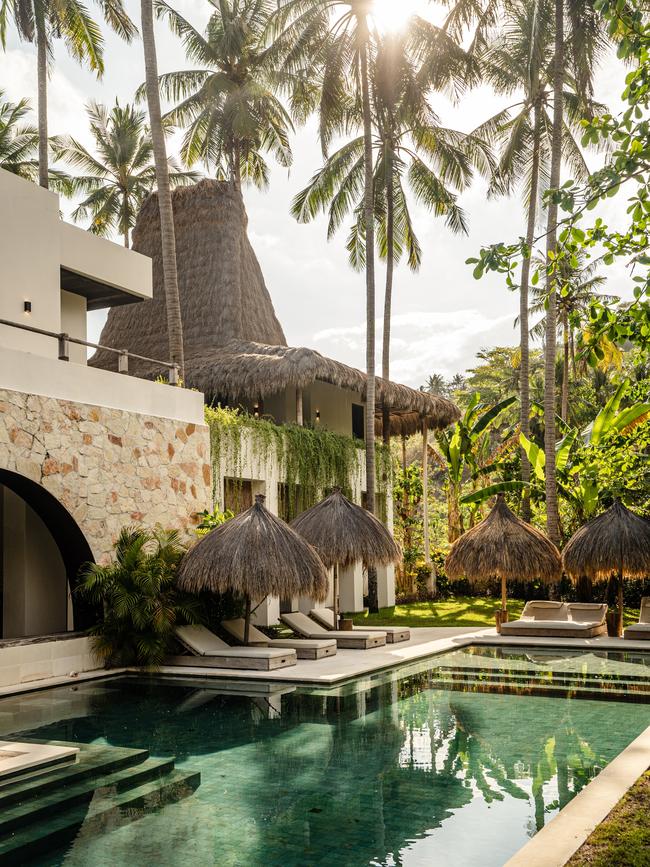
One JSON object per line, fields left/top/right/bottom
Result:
{"left": 0, "top": 171, "right": 457, "bottom": 685}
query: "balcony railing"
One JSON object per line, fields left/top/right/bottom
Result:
{"left": 0, "top": 318, "right": 179, "bottom": 384}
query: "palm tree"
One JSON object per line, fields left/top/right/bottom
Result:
{"left": 0, "top": 0, "right": 135, "bottom": 189}
{"left": 271, "top": 0, "right": 384, "bottom": 610}
{"left": 293, "top": 30, "right": 491, "bottom": 443}
{"left": 528, "top": 252, "right": 615, "bottom": 422}
{"left": 0, "top": 90, "right": 68, "bottom": 188}
{"left": 152, "top": 0, "right": 294, "bottom": 190}
{"left": 542, "top": 0, "right": 608, "bottom": 543}
{"left": 473, "top": 0, "right": 605, "bottom": 521}
{"left": 140, "top": 0, "right": 184, "bottom": 379}
{"left": 53, "top": 100, "right": 199, "bottom": 247}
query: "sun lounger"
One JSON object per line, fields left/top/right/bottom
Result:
{"left": 309, "top": 608, "right": 410, "bottom": 643}
{"left": 500, "top": 601, "right": 607, "bottom": 638}
{"left": 222, "top": 619, "right": 337, "bottom": 659}
{"left": 281, "top": 611, "right": 386, "bottom": 649}
{"left": 169, "top": 625, "right": 297, "bottom": 670}
{"left": 624, "top": 597, "right": 650, "bottom": 640}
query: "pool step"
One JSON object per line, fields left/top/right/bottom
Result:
{"left": 427, "top": 667, "right": 650, "bottom": 702}
{"left": 0, "top": 744, "right": 151, "bottom": 809}
{"left": 0, "top": 756, "right": 176, "bottom": 835}
{"left": 0, "top": 744, "right": 200, "bottom": 864}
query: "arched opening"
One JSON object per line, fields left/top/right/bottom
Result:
{"left": 0, "top": 470, "right": 98, "bottom": 639}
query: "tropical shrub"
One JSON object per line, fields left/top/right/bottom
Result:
{"left": 78, "top": 526, "right": 200, "bottom": 668}
{"left": 195, "top": 506, "right": 235, "bottom": 536}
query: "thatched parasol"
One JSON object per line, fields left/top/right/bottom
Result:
{"left": 178, "top": 494, "right": 328, "bottom": 643}
{"left": 89, "top": 180, "right": 459, "bottom": 435}
{"left": 290, "top": 489, "right": 401, "bottom": 628}
{"left": 563, "top": 499, "right": 650, "bottom": 636}
{"left": 445, "top": 495, "right": 562, "bottom": 616}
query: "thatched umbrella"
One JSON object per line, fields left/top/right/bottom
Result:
{"left": 445, "top": 495, "right": 562, "bottom": 621}
{"left": 290, "top": 488, "right": 401, "bottom": 628}
{"left": 563, "top": 499, "right": 650, "bottom": 636}
{"left": 178, "top": 494, "right": 328, "bottom": 643}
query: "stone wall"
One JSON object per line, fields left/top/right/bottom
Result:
{"left": 0, "top": 388, "right": 212, "bottom": 561}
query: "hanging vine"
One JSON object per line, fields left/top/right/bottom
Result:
{"left": 205, "top": 405, "right": 391, "bottom": 518}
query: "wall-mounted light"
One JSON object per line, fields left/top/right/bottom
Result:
{"left": 253, "top": 403, "right": 260, "bottom": 419}
{"left": 315, "top": 409, "right": 321, "bottom": 423}
{"left": 23, "top": 300, "right": 32, "bottom": 314}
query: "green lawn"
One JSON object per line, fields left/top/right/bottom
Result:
{"left": 350, "top": 597, "right": 641, "bottom": 629}
{"left": 568, "top": 771, "right": 650, "bottom": 867}
{"left": 350, "top": 596, "right": 525, "bottom": 628}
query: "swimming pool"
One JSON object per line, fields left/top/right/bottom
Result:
{"left": 3, "top": 644, "right": 650, "bottom": 866}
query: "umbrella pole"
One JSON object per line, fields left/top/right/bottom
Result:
{"left": 501, "top": 575, "right": 507, "bottom": 613}
{"left": 244, "top": 595, "right": 252, "bottom": 645}
{"left": 617, "top": 570, "right": 624, "bottom": 638}
{"left": 333, "top": 564, "right": 339, "bottom": 629}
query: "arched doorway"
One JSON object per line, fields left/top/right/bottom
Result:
{"left": 0, "top": 470, "right": 97, "bottom": 639}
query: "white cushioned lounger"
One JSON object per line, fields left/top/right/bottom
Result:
{"left": 222, "top": 619, "right": 337, "bottom": 660}
{"left": 310, "top": 608, "right": 410, "bottom": 643}
{"left": 170, "top": 625, "right": 297, "bottom": 670}
{"left": 624, "top": 597, "right": 650, "bottom": 640}
{"left": 281, "top": 612, "right": 386, "bottom": 649}
{"left": 500, "top": 601, "right": 607, "bottom": 638}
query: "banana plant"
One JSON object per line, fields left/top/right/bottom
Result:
{"left": 429, "top": 393, "right": 518, "bottom": 541}
{"left": 519, "top": 380, "right": 650, "bottom": 524}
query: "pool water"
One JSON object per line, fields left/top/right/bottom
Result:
{"left": 3, "top": 645, "right": 650, "bottom": 866}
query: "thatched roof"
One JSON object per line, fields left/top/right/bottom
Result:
{"left": 89, "top": 180, "right": 459, "bottom": 436}
{"left": 177, "top": 494, "right": 328, "bottom": 600}
{"left": 290, "top": 488, "right": 401, "bottom": 569}
{"left": 562, "top": 499, "right": 650, "bottom": 581}
{"left": 445, "top": 495, "right": 562, "bottom": 585}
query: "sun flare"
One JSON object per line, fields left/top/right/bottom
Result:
{"left": 372, "top": 0, "right": 430, "bottom": 34}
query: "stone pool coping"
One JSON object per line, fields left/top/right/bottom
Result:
{"left": 505, "top": 724, "right": 650, "bottom": 867}
{"left": 2, "top": 627, "right": 650, "bottom": 695}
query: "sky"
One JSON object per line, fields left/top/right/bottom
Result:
{"left": 2, "top": 0, "right": 633, "bottom": 389}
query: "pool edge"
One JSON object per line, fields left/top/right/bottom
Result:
{"left": 504, "top": 724, "right": 650, "bottom": 867}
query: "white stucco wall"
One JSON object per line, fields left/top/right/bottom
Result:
{"left": 2, "top": 488, "right": 69, "bottom": 639}
{"left": 60, "top": 290, "right": 88, "bottom": 364}
{"left": 0, "top": 169, "right": 152, "bottom": 359}
{"left": 0, "top": 346, "right": 205, "bottom": 425}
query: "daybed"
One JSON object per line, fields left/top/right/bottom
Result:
{"left": 500, "top": 601, "right": 607, "bottom": 638}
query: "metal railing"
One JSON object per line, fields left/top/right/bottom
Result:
{"left": 0, "top": 317, "right": 179, "bottom": 385}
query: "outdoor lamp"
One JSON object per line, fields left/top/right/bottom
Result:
{"left": 24, "top": 300, "right": 32, "bottom": 314}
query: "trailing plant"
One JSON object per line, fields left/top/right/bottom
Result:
{"left": 204, "top": 405, "right": 391, "bottom": 517}
{"left": 195, "top": 506, "right": 235, "bottom": 536}
{"left": 78, "top": 526, "right": 200, "bottom": 668}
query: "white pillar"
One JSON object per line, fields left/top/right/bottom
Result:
{"left": 377, "top": 564, "right": 396, "bottom": 609}
{"left": 252, "top": 595, "right": 280, "bottom": 627}
{"left": 339, "top": 562, "right": 364, "bottom": 613}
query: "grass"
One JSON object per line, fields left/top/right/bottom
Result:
{"left": 567, "top": 770, "right": 650, "bottom": 867}
{"left": 350, "top": 597, "right": 641, "bottom": 629}
{"left": 351, "top": 596, "right": 525, "bottom": 628}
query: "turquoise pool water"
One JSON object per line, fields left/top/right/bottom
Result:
{"left": 3, "top": 644, "right": 650, "bottom": 866}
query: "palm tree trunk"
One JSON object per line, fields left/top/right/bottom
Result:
{"left": 561, "top": 307, "right": 570, "bottom": 422}
{"left": 382, "top": 145, "right": 394, "bottom": 445}
{"left": 360, "top": 35, "right": 378, "bottom": 612}
{"left": 543, "top": 0, "right": 564, "bottom": 546}
{"left": 519, "top": 100, "right": 541, "bottom": 522}
{"left": 140, "top": 0, "right": 185, "bottom": 380}
{"left": 36, "top": 15, "right": 48, "bottom": 189}
{"left": 124, "top": 229, "right": 130, "bottom": 248}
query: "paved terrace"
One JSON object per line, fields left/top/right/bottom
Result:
{"left": 2, "top": 627, "right": 650, "bottom": 698}
{"left": 154, "top": 626, "right": 650, "bottom": 686}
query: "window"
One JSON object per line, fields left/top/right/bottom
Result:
{"left": 352, "top": 403, "right": 364, "bottom": 440}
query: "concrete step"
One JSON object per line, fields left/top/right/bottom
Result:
{"left": 0, "top": 768, "right": 200, "bottom": 864}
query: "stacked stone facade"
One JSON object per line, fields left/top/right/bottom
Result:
{"left": 0, "top": 389, "right": 212, "bottom": 561}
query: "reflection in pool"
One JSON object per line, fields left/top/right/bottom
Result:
{"left": 2, "top": 645, "right": 649, "bottom": 866}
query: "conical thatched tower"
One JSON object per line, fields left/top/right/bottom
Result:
{"left": 90, "top": 180, "right": 286, "bottom": 379}
{"left": 90, "top": 180, "right": 459, "bottom": 433}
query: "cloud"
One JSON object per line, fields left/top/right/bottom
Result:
{"left": 313, "top": 309, "right": 515, "bottom": 387}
